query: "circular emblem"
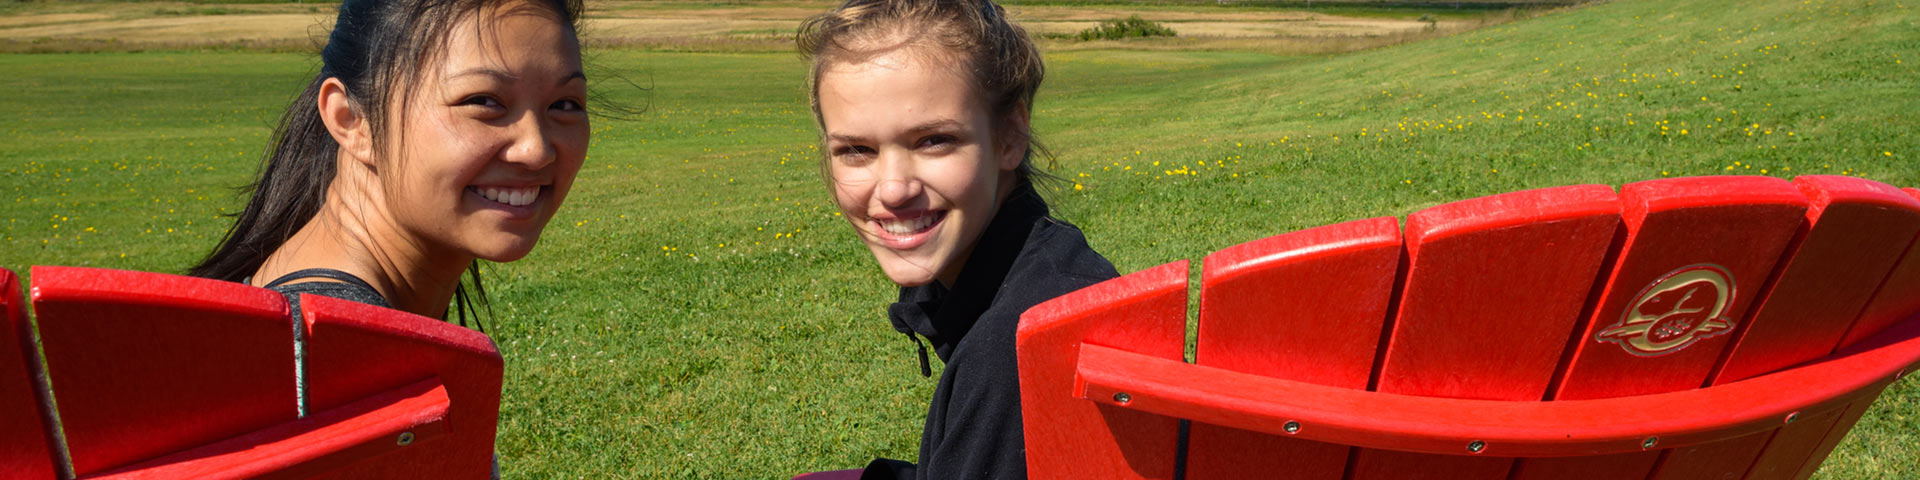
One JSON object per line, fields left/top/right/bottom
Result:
{"left": 1596, "top": 264, "right": 1737, "bottom": 357}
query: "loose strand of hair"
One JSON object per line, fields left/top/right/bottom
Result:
{"left": 452, "top": 260, "right": 494, "bottom": 333}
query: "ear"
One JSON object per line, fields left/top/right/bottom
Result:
{"left": 996, "top": 106, "right": 1031, "bottom": 172}
{"left": 316, "top": 78, "right": 376, "bottom": 167}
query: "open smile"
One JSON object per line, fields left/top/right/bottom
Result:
{"left": 467, "top": 185, "right": 545, "bottom": 218}
{"left": 871, "top": 210, "right": 947, "bottom": 249}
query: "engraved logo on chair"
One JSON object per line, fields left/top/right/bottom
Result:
{"left": 1597, "top": 264, "right": 1737, "bottom": 357}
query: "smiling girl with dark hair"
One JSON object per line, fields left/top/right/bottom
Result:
{"left": 192, "top": 0, "right": 589, "bottom": 334}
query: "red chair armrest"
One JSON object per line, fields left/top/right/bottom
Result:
{"left": 87, "top": 378, "right": 452, "bottom": 480}
{"left": 1073, "top": 315, "right": 1920, "bottom": 457}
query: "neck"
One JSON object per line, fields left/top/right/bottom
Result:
{"left": 254, "top": 185, "right": 470, "bottom": 319}
{"left": 934, "top": 174, "right": 1027, "bottom": 287}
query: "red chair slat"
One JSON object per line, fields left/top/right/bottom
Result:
{"left": 1712, "top": 176, "right": 1920, "bottom": 385}
{"left": 1787, "top": 396, "right": 1881, "bottom": 480}
{"left": 1743, "top": 406, "right": 1849, "bottom": 480}
{"left": 1841, "top": 187, "right": 1920, "bottom": 349}
{"left": 1376, "top": 184, "right": 1619, "bottom": 400}
{"left": 88, "top": 378, "right": 452, "bottom": 480}
{"left": 30, "top": 266, "right": 294, "bottom": 476}
{"left": 1187, "top": 217, "right": 1402, "bottom": 480}
{"left": 1352, "top": 450, "right": 1510, "bottom": 479}
{"left": 1550, "top": 176, "right": 1809, "bottom": 401}
{"left": 1784, "top": 320, "right": 1919, "bottom": 480}
{"left": 1018, "top": 261, "right": 1188, "bottom": 480}
{"left": 1358, "top": 185, "right": 1620, "bottom": 479}
{"left": 300, "top": 294, "right": 504, "bottom": 479}
{"left": 1506, "top": 453, "right": 1656, "bottom": 480}
{"left": 1, "top": 268, "right": 58, "bottom": 479}
{"left": 1645, "top": 431, "right": 1771, "bottom": 480}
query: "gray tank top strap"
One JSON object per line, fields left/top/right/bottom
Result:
{"left": 263, "top": 268, "right": 379, "bottom": 293}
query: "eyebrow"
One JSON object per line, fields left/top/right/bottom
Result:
{"left": 905, "top": 119, "right": 966, "bottom": 134}
{"left": 826, "top": 119, "right": 966, "bottom": 144}
{"left": 448, "top": 67, "right": 587, "bottom": 86}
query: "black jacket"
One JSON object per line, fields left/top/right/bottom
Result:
{"left": 863, "top": 185, "right": 1119, "bottom": 480}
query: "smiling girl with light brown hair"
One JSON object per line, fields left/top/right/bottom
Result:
{"left": 799, "top": 0, "right": 1117, "bottom": 478}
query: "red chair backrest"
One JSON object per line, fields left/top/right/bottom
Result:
{"left": 0, "top": 268, "right": 58, "bottom": 479}
{"left": 7, "top": 266, "right": 503, "bottom": 479}
{"left": 1019, "top": 175, "right": 1920, "bottom": 480}
{"left": 302, "top": 294, "right": 504, "bottom": 479}
{"left": 31, "top": 266, "right": 297, "bottom": 477}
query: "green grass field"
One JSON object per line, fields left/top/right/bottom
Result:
{"left": 2, "top": 0, "right": 1917, "bottom": 477}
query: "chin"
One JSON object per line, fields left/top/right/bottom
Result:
{"left": 875, "top": 259, "right": 940, "bottom": 288}
{"left": 885, "top": 273, "right": 935, "bottom": 288}
{"left": 473, "top": 236, "right": 541, "bottom": 263}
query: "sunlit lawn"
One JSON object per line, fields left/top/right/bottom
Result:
{"left": 1, "top": 0, "right": 1916, "bottom": 477}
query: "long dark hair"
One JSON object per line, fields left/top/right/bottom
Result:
{"left": 191, "top": 0, "right": 584, "bottom": 329}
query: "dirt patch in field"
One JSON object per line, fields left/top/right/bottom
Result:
{"left": 0, "top": 1, "right": 1526, "bottom": 53}
{"left": 593, "top": 5, "right": 831, "bottom": 21}
{"left": 4, "top": 14, "right": 329, "bottom": 42}
{"left": 585, "top": 17, "right": 797, "bottom": 39}
{"left": 1025, "top": 18, "right": 1453, "bottom": 38}
{"left": 1013, "top": 7, "right": 1321, "bottom": 22}
{"left": 0, "top": 13, "right": 114, "bottom": 29}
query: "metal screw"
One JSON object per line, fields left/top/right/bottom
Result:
{"left": 1112, "top": 392, "right": 1131, "bottom": 405}
{"left": 1283, "top": 421, "right": 1301, "bottom": 434}
{"left": 1467, "top": 440, "right": 1486, "bottom": 453}
{"left": 1785, "top": 412, "right": 1799, "bottom": 424}
{"left": 397, "top": 432, "right": 415, "bottom": 446}
{"left": 1642, "top": 437, "right": 1659, "bottom": 449}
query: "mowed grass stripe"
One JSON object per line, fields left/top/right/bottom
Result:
{"left": 1, "top": 0, "right": 1915, "bottom": 478}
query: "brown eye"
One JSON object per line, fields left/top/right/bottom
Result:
{"left": 460, "top": 96, "right": 503, "bottom": 108}
{"left": 917, "top": 135, "right": 955, "bottom": 148}
{"left": 832, "top": 145, "right": 875, "bottom": 164}
{"left": 551, "top": 99, "right": 585, "bottom": 113}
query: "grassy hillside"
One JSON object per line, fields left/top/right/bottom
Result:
{"left": 0, "top": 0, "right": 1915, "bottom": 478}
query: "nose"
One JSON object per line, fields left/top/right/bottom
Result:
{"left": 502, "top": 111, "right": 558, "bottom": 169}
{"left": 874, "top": 150, "right": 921, "bottom": 208}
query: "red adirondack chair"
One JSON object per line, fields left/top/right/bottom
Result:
{"left": 1020, "top": 175, "right": 1920, "bottom": 480}
{"left": 0, "top": 266, "right": 503, "bottom": 479}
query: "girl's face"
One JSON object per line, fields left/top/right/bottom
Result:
{"left": 381, "top": 4, "right": 587, "bottom": 263}
{"left": 817, "top": 45, "right": 1024, "bottom": 287}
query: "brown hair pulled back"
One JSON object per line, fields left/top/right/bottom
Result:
{"left": 797, "top": 0, "right": 1052, "bottom": 185}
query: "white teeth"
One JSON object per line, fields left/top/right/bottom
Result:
{"left": 476, "top": 186, "right": 539, "bottom": 207}
{"left": 880, "top": 214, "right": 936, "bottom": 235}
